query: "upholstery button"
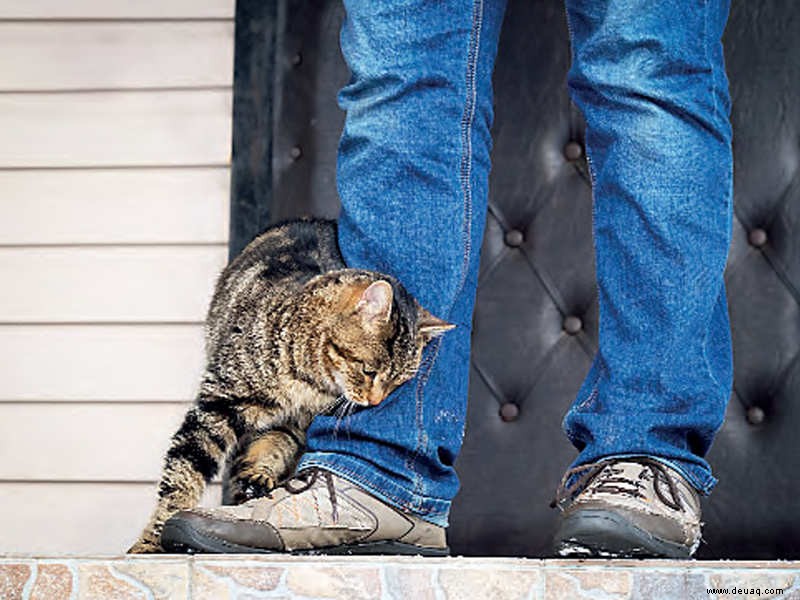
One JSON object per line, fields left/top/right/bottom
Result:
{"left": 504, "top": 229, "right": 524, "bottom": 247}
{"left": 748, "top": 227, "right": 767, "bottom": 248}
{"left": 290, "top": 145, "right": 303, "bottom": 160}
{"left": 500, "top": 402, "right": 519, "bottom": 422}
{"left": 564, "top": 141, "right": 583, "bottom": 161}
{"left": 563, "top": 315, "right": 582, "bottom": 335}
{"left": 291, "top": 52, "right": 303, "bottom": 66}
{"left": 746, "top": 406, "right": 765, "bottom": 425}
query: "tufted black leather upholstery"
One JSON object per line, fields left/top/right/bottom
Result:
{"left": 229, "top": 0, "right": 800, "bottom": 558}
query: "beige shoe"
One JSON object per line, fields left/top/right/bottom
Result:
{"left": 160, "top": 468, "right": 448, "bottom": 556}
{"left": 551, "top": 457, "right": 703, "bottom": 558}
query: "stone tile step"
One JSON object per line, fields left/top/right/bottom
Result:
{"left": 1, "top": 556, "right": 798, "bottom": 599}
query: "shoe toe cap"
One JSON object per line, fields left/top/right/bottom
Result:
{"left": 166, "top": 510, "right": 285, "bottom": 551}
{"left": 559, "top": 502, "right": 699, "bottom": 555}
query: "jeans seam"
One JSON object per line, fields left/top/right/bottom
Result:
{"left": 700, "top": 0, "right": 730, "bottom": 401}
{"left": 455, "top": 0, "right": 484, "bottom": 308}
{"left": 407, "top": 339, "right": 440, "bottom": 507}
{"left": 701, "top": 1, "right": 720, "bottom": 127}
{"left": 702, "top": 294, "right": 723, "bottom": 394}
{"left": 405, "top": 0, "right": 485, "bottom": 509}
{"left": 575, "top": 352, "right": 606, "bottom": 412}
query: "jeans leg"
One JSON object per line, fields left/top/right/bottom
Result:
{"left": 297, "top": 0, "right": 507, "bottom": 526}
{"left": 561, "top": 0, "right": 734, "bottom": 494}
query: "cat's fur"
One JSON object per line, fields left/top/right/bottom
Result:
{"left": 129, "top": 218, "right": 453, "bottom": 553}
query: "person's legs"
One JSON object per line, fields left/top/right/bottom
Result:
{"left": 160, "top": 1, "right": 508, "bottom": 555}
{"left": 554, "top": 0, "right": 733, "bottom": 556}
{"left": 296, "top": 0, "right": 507, "bottom": 527}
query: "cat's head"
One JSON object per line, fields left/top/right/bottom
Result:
{"left": 318, "top": 273, "right": 454, "bottom": 407}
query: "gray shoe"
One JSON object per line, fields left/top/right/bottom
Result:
{"left": 160, "top": 468, "right": 448, "bottom": 556}
{"left": 551, "top": 457, "right": 703, "bottom": 558}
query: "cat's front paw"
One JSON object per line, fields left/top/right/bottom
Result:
{"left": 230, "top": 465, "right": 278, "bottom": 503}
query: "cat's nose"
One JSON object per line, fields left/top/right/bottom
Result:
{"left": 367, "top": 389, "right": 383, "bottom": 406}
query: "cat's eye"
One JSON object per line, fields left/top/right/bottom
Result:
{"left": 362, "top": 364, "right": 378, "bottom": 377}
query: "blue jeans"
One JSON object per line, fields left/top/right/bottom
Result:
{"left": 298, "top": 0, "right": 734, "bottom": 527}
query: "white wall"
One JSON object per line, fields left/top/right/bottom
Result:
{"left": 0, "top": 0, "right": 235, "bottom": 554}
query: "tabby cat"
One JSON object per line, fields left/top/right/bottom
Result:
{"left": 128, "top": 218, "right": 453, "bottom": 553}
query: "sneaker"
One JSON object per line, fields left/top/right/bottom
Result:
{"left": 551, "top": 457, "right": 703, "bottom": 558}
{"left": 160, "top": 468, "right": 449, "bottom": 556}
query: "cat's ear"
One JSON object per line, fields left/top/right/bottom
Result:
{"left": 418, "top": 309, "right": 456, "bottom": 341}
{"left": 355, "top": 280, "right": 393, "bottom": 323}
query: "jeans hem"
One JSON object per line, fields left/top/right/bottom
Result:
{"left": 297, "top": 452, "right": 452, "bottom": 528}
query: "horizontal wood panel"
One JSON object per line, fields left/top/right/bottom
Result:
{"left": 0, "top": 403, "right": 192, "bottom": 481}
{"left": 0, "top": 482, "right": 222, "bottom": 554}
{"left": 0, "top": 91, "right": 232, "bottom": 167}
{"left": 0, "top": 1, "right": 234, "bottom": 19}
{"left": 0, "top": 169, "right": 230, "bottom": 244}
{"left": 0, "top": 325, "right": 206, "bottom": 401}
{"left": 0, "top": 246, "right": 227, "bottom": 322}
{"left": 0, "top": 22, "right": 233, "bottom": 90}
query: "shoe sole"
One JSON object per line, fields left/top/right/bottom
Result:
{"left": 160, "top": 518, "right": 450, "bottom": 557}
{"left": 553, "top": 509, "right": 692, "bottom": 559}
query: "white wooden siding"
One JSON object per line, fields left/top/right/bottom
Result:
{"left": 0, "top": 483, "right": 222, "bottom": 556}
{"left": 0, "top": 92, "right": 232, "bottom": 167}
{"left": 0, "top": 246, "right": 227, "bottom": 322}
{"left": 0, "top": 325, "right": 206, "bottom": 401}
{"left": 0, "top": 0, "right": 235, "bottom": 554}
{"left": 0, "top": 22, "right": 234, "bottom": 90}
{"left": 0, "top": 169, "right": 229, "bottom": 244}
{"left": 0, "top": 403, "right": 191, "bottom": 481}
{"left": 0, "top": 2, "right": 234, "bottom": 19}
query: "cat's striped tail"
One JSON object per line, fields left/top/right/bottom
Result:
{"left": 128, "top": 397, "right": 238, "bottom": 553}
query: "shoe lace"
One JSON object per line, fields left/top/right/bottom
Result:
{"left": 282, "top": 467, "right": 339, "bottom": 523}
{"left": 549, "top": 457, "right": 684, "bottom": 512}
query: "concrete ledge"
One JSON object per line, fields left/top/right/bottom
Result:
{"left": 1, "top": 556, "right": 798, "bottom": 599}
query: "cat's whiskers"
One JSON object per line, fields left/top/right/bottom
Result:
{"left": 332, "top": 394, "right": 349, "bottom": 438}
{"left": 332, "top": 396, "right": 361, "bottom": 440}
{"left": 343, "top": 399, "right": 358, "bottom": 440}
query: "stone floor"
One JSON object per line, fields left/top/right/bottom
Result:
{"left": 1, "top": 555, "right": 798, "bottom": 599}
